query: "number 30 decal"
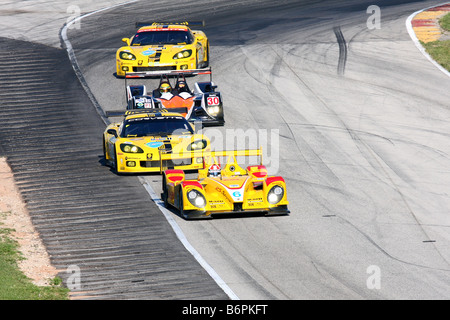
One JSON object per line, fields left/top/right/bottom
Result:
{"left": 207, "top": 96, "right": 220, "bottom": 105}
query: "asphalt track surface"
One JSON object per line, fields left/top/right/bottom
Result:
{"left": 1, "top": 0, "right": 450, "bottom": 300}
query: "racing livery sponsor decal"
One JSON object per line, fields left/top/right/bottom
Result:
{"left": 142, "top": 49, "right": 156, "bottom": 56}
{"left": 146, "top": 141, "right": 164, "bottom": 148}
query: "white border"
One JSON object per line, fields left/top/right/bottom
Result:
{"left": 405, "top": 2, "right": 450, "bottom": 78}
{"left": 60, "top": 1, "right": 239, "bottom": 300}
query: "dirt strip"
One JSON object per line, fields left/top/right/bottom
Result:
{"left": 0, "top": 157, "right": 58, "bottom": 286}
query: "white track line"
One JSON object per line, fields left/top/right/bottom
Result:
{"left": 405, "top": 2, "right": 450, "bottom": 78}
{"left": 139, "top": 177, "right": 239, "bottom": 300}
{"left": 60, "top": 0, "right": 239, "bottom": 300}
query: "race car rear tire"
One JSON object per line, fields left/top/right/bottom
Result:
{"left": 204, "top": 42, "right": 209, "bottom": 67}
{"left": 103, "top": 135, "right": 107, "bottom": 165}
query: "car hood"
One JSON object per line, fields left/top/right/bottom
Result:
{"left": 203, "top": 176, "right": 251, "bottom": 202}
{"left": 126, "top": 45, "right": 191, "bottom": 59}
{"left": 119, "top": 134, "right": 206, "bottom": 152}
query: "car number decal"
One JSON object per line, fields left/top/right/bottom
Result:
{"left": 207, "top": 96, "right": 220, "bottom": 106}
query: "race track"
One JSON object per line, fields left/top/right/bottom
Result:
{"left": 1, "top": 0, "right": 449, "bottom": 300}
{"left": 65, "top": 0, "right": 450, "bottom": 299}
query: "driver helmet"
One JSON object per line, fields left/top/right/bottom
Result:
{"left": 160, "top": 83, "right": 171, "bottom": 94}
{"left": 208, "top": 164, "right": 221, "bottom": 177}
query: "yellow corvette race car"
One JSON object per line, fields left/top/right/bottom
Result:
{"left": 103, "top": 109, "right": 209, "bottom": 174}
{"left": 161, "top": 149, "right": 289, "bottom": 219}
{"left": 116, "top": 22, "right": 209, "bottom": 77}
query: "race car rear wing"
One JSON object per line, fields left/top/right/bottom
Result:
{"left": 135, "top": 21, "right": 205, "bottom": 28}
{"left": 125, "top": 67, "right": 212, "bottom": 79}
{"left": 105, "top": 108, "right": 188, "bottom": 117}
{"left": 211, "top": 148, "right": 262, "bottom": 158}
{"left": 157, "top": 147, "right": 263, "bottom": 173}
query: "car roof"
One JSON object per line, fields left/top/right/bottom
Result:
{"left": 124, "top": 109, "right": 184, "bottom": 120}
{"left": 137, "top": 24, "right": 190, "bottom": 33}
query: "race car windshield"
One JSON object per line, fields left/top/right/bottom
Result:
{"left": 131, "top": 31, "right": 194, "bottom": 46}
{"left": 121, "top": 117, "right": 194, "bottom": 137}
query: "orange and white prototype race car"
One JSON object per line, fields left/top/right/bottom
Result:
{"left": 161, "top": 148, "right": 289, "bottom": 219}
{"left": 125, "top": 69, "right": 224, "bottom": 126}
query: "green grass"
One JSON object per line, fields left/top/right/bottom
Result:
{"left": 0, "top": 227, "right": 69, "bottom": 300}
{"left": 439, "top": 12, "right": 450, "bottom": 31}
{"left": 421, "top": 40, "right": 450, "bottom": 72}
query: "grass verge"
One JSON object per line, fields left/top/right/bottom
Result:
{"left": 421, "top": 40, "right": 450, "bottom": 72}
{"left": 0, "top": 227, "right": 69, "bottom": 300}
{"left": 439, "top": 11, "right": 450, "bottom": 31}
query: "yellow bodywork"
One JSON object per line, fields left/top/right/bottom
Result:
{"left": 116, "top": 23, "right": 209, "bottom": 77}
{"left": 103, "top": 109, "right": 210, "bottom": 173}
{"left": 162, "top": 149, "right": 289, "bottom": 219}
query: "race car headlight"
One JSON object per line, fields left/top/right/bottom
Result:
{"left": 207, "top": 106, "right": 220, "bottom": 116}
{"left": 187, "top": 139, "right": 208, "bottom": 151}
{"left": 120, "top": 144, "right": 144, "bottom": 153}
{"left": 187, "top": 189, "right": 206, "bottom": 208}
{"left": 119, "top": 51, "right": 136, "bottom": 60}
{"left": 173, "top": 49, "right": 192, "bottom": 60}
{"left": 267, "top": 185, "right": 284, "bottom": 204}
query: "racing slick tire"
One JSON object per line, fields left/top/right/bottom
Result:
{"left": 113, "top": 146, "right": 120, "bottom": 175}
{"left": 178, "top": 189, "right": 187, "bottom": 218}
{"left": 204, "top": 42, "right": 209, "bottom": 68}
{"left": 103, "top": 136, "right": 107, "bottom": 164}
{"left": 162, "top": 174, "right": 169, "bottom": 207}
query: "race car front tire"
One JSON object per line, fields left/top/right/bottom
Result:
{"left": 113, "top": 146, "right": 120, "bottom": 174}
{"left": 178, "top": 189, "right": 186, "bottom": 218}
{"left": 162, "top": 174, "right": 169, "bottom": 207}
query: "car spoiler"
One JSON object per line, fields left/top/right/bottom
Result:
{"left": 105, "top": 108, "right": 188, "bottom": 117}
{"left": 206, "top": 148, "right": 264, "bottom": 168}
{"left": 135, "top": 21, "right": 205, "bottom": 28}
{"left": 210, "top": 148, "right": 262, "bottom": 158}
{"left": 157, "top": 147, "right": 263, "bottom": 173}
{"left": 125, "top": 67, "right": 212, "bottom": 79}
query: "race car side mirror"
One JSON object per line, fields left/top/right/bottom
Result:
{"left": 122, "top": 38, "right": 130, "bottom": 46}
{"left": 107, "top": 129, "right": 118, "bottom": 137}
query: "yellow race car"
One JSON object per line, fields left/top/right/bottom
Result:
{"left": 103, "top": 109, "right": 209, "bottom": 174}
{"left": 116, "top": 22, "right": 209, "bottom": 77}
{"left": 161, "top": 148, "right": 289, "bottom": 219}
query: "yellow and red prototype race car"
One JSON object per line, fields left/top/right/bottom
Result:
{"left": 161, "top": 149, "right": 289, "bottom": 219}
{"left": 116, "top": 22, "right": 209, "bottom": 77}
{"left": 103, "top": 109, "right": 210, "bottom": 174}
